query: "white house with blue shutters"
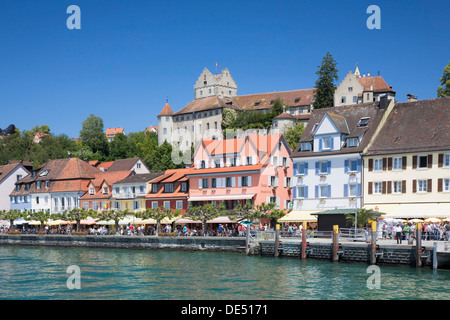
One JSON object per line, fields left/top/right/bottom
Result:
{"left": 289, "top": 99, "right": 393, "bottom": 216}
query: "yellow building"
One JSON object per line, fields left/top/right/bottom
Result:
{"left": 363, "top": 97, "right": 450, "bottom": 219}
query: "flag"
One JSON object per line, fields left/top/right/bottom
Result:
{"left": 216, "top": 62, "right": 219, "bottom": 67}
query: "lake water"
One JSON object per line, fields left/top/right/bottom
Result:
{"left": 0, "top": 245, "right": 449, "bottom": 300}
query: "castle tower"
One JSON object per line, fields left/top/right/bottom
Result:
{"left": 194, "top": 67, "right": 238, "bottom": 100}
{"left": 157, "top": 102, "right": 174, "bottom": 146}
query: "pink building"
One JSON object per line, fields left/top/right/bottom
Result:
{"left": 187, "top": 133, "right": 293, "bottom": 211}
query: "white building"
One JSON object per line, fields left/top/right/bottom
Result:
{"left": 0, "top": 161, "right": 31, "bottom": 211}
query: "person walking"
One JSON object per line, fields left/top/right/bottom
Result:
{"left": 395, "top": 224, "right": 403, "bottom": 244}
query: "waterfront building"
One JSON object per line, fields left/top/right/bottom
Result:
{"left": 146, "top": 168, "right": 193, "bottom": 214}
{"left": 79, "top": 170, "right": 133, "bottom": 212}
{"left": 363, "top": 96, "right": 450, "bottom": 218}
{"left": 110, "top": 172, "right": 164, "bottom": 213}
{"left": 2, "top": 161, "right": 32, "bottom": 211}
{"left": 289, "top": 97, "right": 395, "bottom": 228}
{"left": 334, "top": 64, "right": 396, "bottom": 107}
{"left": 10, "top": 158, "right": 101, "bottom": 214}
{"left": 187, "top": 132, "right": 293, "bottom": 211}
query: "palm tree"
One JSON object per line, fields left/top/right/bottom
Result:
{"left": 346, "top": 208, "right": 379, "bottom": 228}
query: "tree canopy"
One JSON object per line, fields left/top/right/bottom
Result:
{"left": 313, "top": 52, "right": 338, "bottom": 109}
{"left": 437, "top": 60, "right": 450, "bottom": 98}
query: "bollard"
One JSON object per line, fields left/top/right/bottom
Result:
{"left": 332, "top": 225, "right": 339, "bottom": 262}
{"left": 274, "top": 223, "right": 280, "bottom": 257}
{"left": 433, "top": 242, "right": 438, "bottom": 270}
{"left": 416, "top": 223, "right": 422, "bottom": 268}
{"left": 301, "top": 221, "right": 307, "bottom": 259}
{"left": 370, "top": 220, "right": 377, "bottom": 265}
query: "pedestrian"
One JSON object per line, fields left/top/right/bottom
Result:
{"left": 395, "top": 224, "right": 402, "bottom": 244}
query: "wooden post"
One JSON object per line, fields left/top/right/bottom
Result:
{"left": 332, "top": 225, "right": 339, "bottom": 262}
{"left": 245, "top": 223, "right": 250, "bottom": 256}
{"left": 433, "top": 242, "right": 438, "bottom": 270}
{"left": 370, "top": 220, "right": 377, "bottom": 265}
{"left": 274, "top": 223, "right": 280, "bottom": 257}
{"left": 416, "top": 222, "right": 422, "bottom": 268}
{"left": 301, "top": 221, "right": 307, "bottom": 259}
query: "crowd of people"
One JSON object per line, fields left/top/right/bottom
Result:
{"left": 380, "top": 221, "right": 450, "bottom": 244}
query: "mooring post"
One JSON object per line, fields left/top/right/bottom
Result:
{"left": 274, "top": 223, "right": 280, "bottom": 257}
{"left": 433, "top": 242, "right": 438, "bottom": 270}
{"left": 416, "top": 223, "right": 422, "bottom": 268}
{"left": 332, "top": 225, "right": 339, "bottom": 262}
{"left": 370, "top": 220, "right": 377, "bottom": 265}
{"left": 301, "top": 221, "right": 307, "bottom": 259}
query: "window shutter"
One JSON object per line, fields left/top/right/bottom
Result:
{"left": 275, "top": 177, "right": 279, "bottom": 187}
{"left": 319, "top": 138, "right": 323, "bottom": 151}
{"left": 315, "top": 185, "right": 319, "bottom": 198}
{"left": 276, "top": 197, "right": 280, "bottom": 209}
{"left": 382, "top": 158, "right": 387, "bottom": 171}
{"left": 304, "top": 186, "right": 308, "bottom": 198}
{"left": 330, "top": 138, "right": 334, "bottom": 150}
{"left": 368, "top": 182, "right": 373, "bottom": 195}
{"left": 368, "top": 159, "right": 373, "bottom": 172}
{"left": 304, "top": 162, "right": 308, "bottom": 175}
{"left": 226, "top": 158, "right": 231, "bottom": 167}
{"left": 327, "top": 185, "right": 331, "bottom": 197}
{"left": 344, "top": 160, "right": 349, "bottom": 173}
{"left": 402, "top": 156, "right": 407, "bottom": 170}
{"left": 315, "top": 162, "right": 319, "bottom": 175}
{"left": 344, "top": 184, "right": 348, "bottom": 197}
{"left": 196, "top": 160, "right": 201, "bottom": 169}
{"left": 232, "top": 177, "right": 236, "bottom": 187}
{"left": 237, "top": 176, "right": 242, "bottom": 187}
{"left": 220, "top": 158, "right": 224, "bottom": 168}
{"left": 199, "top": 179, "right": 202, "bottom": 189}
{"left": 388, "top": 157, "right": 392, "bottom": 170}
{"left": 248, "top": 176, "right": 252, "bottom": 187}
{"left": 327, "top": 161, "right": 331, "bottom": 174}
{"left": 427, "top": 179, "right": 432, "bottom": 192}
{"left": 413, "top": 180, "right": 417, "bottom": 193}
{"left": 357, "top": 159, "right": 362, "bottom": 172}
{"left": 236, "top": 157, "right": 240, "bottom": 166}
{"left": 387, "top": 181, "right": 392, "bottom": 194}
{"left": 293, "top": 186, "right": 297, "bottom": 199}
{"left": 357, "top": 183, "right": 361, "bottom": 196}
{"left": 283, "top": 177, "right": 287, "bottom": 187}
{"left": 438, "top": 154, "right": 444, "bottom": 168}
{"left": 382, "top": 181, "right": 387, "bottom": 194}
{"left": 427, "top": 155, "right": 433, "bottom": 168}
{"left": 438, "top": 178, "right": 443, "bottom": 192}
{"left": 402, "top": 180, "right": 406, "bottom": 193}
{"left": 412, "top": 156, "right": 417, "bottom": 169}
{"left": 293, "top": 163, "right": 298, "bottom": 176}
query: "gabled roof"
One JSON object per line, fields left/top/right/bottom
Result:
{"left": 173, "top": 96, "right": 238, "bottom": 115}
{"left": 231, "top": 89, "right": 315, "bottom": 111}
{"left": 292, "top": 101, "right": 389, "bottom": 157}
{"left": 114, "top": 172, "right": 165, "bottom": 185}
{"left": 357, "top": 76, "right": 395, "bottom": 93}
{"left": 365, "top": 96, "right": 450, "bottom": 155}
{"left": 158, "top": 103, "right": 174, "bottom": 116}
{"left": 0, "top": 163, "right": 27, "bottom": 183}
{"left": 107, "top": 158, "right": 144, "bottom": 172}
{"left": 105, "top": 128, "right": 124, "bottom": 136}
{"left": 326, "top": 112, "right": 350, "bottom": 134}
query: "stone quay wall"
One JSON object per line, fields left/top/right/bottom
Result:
{"left": 0, "top": 234, "right": 247, "bottom": 253}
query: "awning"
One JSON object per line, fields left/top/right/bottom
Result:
{"left": 278, "top": 210, "right": 320, "bottom": 223}
{"left": 384, "top": 203, "right": 450, "bottom": 219}
{"left": 175, "top": 218, "right": 201, "bottom": 224}
{"left": 363, "top": 204, "right": 400, "bottom": 216}
{"left": 207, "top": 216, "right": 238, "bottom": 224}
{"left": 80, "top": 218, "right": 99, "bottom": 225}
{"left": 188, "top": 194, "right": 256, "bottom": 202}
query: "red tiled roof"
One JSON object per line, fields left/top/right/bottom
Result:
{"left": 158, "top": 103, "right": 174, "bottom": 116}
{"left": 105, "top": 128, "right": 124, "bottom": 136}
{"left": 357, "top": 76, "right": 395, "bottom": 93}
{"left": 231, "top": 89, "right": 315, "bottom": 111}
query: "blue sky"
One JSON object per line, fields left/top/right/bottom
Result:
{"left": 0, "top": 0, "right": 449, "bottom": 139}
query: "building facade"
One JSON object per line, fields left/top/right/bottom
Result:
{"left": 363, "top": 97, "right": 450, "bottom": 218}
{"left": 2, "top": 161, "right": 31, "bottom": 211}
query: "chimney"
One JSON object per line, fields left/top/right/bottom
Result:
{"left": 407, "top": 94, "right": 417, "bottom": 102}
{"left": 379, "top": 95, "right": 389, "bottom": 109}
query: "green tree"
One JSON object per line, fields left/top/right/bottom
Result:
{"left": 137, "top": 206, "right": 179, "bottom": 236}
{"left": 255, "top": 202, "right": 286, "bottom": 229}
{"left": 97, "top": 209, "right": 129, "bottom": 234}
{"left": 109, "top": 132, "right": 133, "bottom": 160}
{"left": 313, "top": 52, "right": 338, "bottom": 109}
{"left": 0, "top": 209, "right": 24, "bottom": 231}
{"left": 284, "top": 121, "right": 305, "bottom": 150}
{"left": 60, "top": 208, "right": 95, "bottom": 232}
{"left": 185, "top": 203, "right": 226, "bottom": 236}
{"left": 229, "top": 200, "right": 258, "bottom": 223}
{"left": 221, "top": 108, "right": 237, "bottom": 129}
{"left": 79, "top": 114, "right": 109, "bottom": 157}
{"left": 26, "top": 210, "right": 51, "bottom": 231}
{"left": 437, "top": 61, "right": 450, "bottom": 97}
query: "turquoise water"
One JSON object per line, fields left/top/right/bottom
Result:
{"left": 0, "top": 245, "right": 449, "bottom": 300}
